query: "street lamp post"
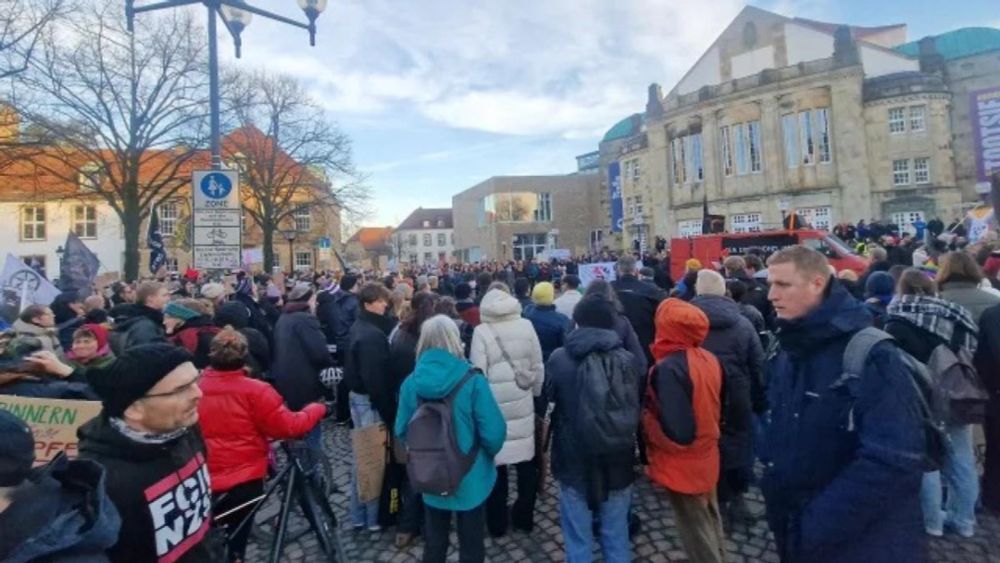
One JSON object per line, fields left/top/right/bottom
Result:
{"left": 283, "top": 229, "right": 297, "bottom": 274}
{"left": 126, "top": 0, "right": 328, "bottom": 170}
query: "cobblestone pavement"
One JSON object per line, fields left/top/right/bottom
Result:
{"left": 246, "top": 422, "right": 1000, "bottom": 562}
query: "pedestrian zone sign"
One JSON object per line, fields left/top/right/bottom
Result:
{"left": 192, "top": 170, "right": 241, "bottom": 270}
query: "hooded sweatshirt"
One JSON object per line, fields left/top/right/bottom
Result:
{"left": 0, "top": 455, "right": 120, "bottom": 562}
{"left": 394, "top": 348, "right": 507, "bottom": 511}
{"left": 78, "top": 417, "right": 214, "bottom": 563}
{"left": 470, "top": 289, "right": 544, "bottom": 465}
{"left": 643, "top": 298, "right": 722, "bottom": 495}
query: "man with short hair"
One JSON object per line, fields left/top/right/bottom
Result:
{"left": 553, "top": 274, "right": 582, "bottom": 319}
{"left": 724, "top": 255, "right": 774, "bottom": 329}
{"left": 762, "top": 246, "right": 926, "bottom": 562}
{"left": 611, "top": 255, "right": 666, "bottom": 369}
{"left": 12, "top": 305, "right": 61, "bottom": 354}
{"left": 343, "top": 282, "right": 397, "bottom": 530}
{"left": 109, "top": 281, "right": 169, "bottom": 355}
{"left": 78, "top": 344, "right": 215, "bottom": 562}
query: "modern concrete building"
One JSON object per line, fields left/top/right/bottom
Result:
{"left": 391, "top": 207, "right": 455, "bottom": 267}
{"left": 452, "top": 174, "right": 601, "bottom": 262}
{"left": 595, "top": 7, "right": 1000, "bottom": 246}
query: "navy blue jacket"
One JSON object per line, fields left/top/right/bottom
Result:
{"left": 762, "top": 281, "right": 926, "bottom": 563}
{"left": 523, "top": 304, "right": 572, "bottom": 361}
{"left": 544, "top": 327, "right": 645, "bottom": 494}
{"left": 0, "top": 455, "right": 120, "bottom": 562}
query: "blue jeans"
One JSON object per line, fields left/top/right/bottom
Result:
{"left": 349, "top": 392, "right": 382, "bottom": 528}
{"left": 921, "top": 423, "right": 978, "bottom": 535}
{"left": 558, "top": 482, "right": 632, "bottom": 563}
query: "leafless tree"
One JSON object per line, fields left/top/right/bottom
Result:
{"left": 7, "top": 0, "right": 209, "bottom": 280}
{"left": 0, "top": 0, "right": 67, "bottom": 80}
{"left": 223, "top": 69, "right": 369, "bottom": 272}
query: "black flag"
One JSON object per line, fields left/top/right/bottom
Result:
{"left": 148, "top": 204, "right": 167, "bottom": 275}
{"left": 62, "top": 232, "right": 100, "bottom": 294}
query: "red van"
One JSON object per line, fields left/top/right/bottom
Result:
{"left": 669, "top": 229, "right": 868, "bottom": 280}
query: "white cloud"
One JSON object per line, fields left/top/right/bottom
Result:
{"left": 236, "top": 0, "right": 748, "bottom": 138}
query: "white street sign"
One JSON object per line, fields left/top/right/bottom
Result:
{"left": 192, "top": 170, "right": 241, "bottom": 270}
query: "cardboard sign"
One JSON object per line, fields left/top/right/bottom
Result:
{"left": 351, "top": 423, "right": 387, "bottom": 502}
{"left": 0, "top": 396, "right": 102, "bottom": 465}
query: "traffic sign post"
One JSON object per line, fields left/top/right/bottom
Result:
{"left": 192, "top": 170, "right": 241, "bottom": 270}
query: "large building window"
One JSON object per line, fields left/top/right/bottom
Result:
{"left": 671, "top": 133, "right": 703, "bottom": 186}
{"left": 909, "top": 105, "right": 926, "bottom": 132}
{"left": 914, "top": 157, "right": 931, "bottom": 184}
{"left": 73, "top": 205, "right": 98, "bottom": 239}
{"left": 748, "top": 120, "right": 763, "bottom": 172}
{"left": 423, "top": 233, "right": 432, "bottom": 246}
{"left": 815, "top": 109, "right": 831, "bottom": 163}
{"left": 782, "top": 114, "right": 799, "bottom": 168}
{"left": 891, "top": 211, "right": 926, "bottom": 236}
{"left": 159, "top": 201, "right": 178, "bottom": 236}
{"left": 408, "top": 234, "right": 417, "bottom": 246}
{"left": 889, "top": 107, "right": 906, "bottom": 134}
{"left": 799, "top": 110, "right": 815, "bottom": 165}
{"left": 481, "top": 192, "right": 553, "bottom": 223}
{"left": 423, "top": 252, "right": 433, "bottom": 263}
{"left": 731, "top": 213, "right": 762, "bottom": 233}
{"left": 720, "top": 126, "right": 733, "bottom": 177}
{"left": 294, "top": 208, "right": 311, "bottom": 231}
{"left": 734, "top": 123, "right": 749, "bottom": 175}
{"left": 799, "top": 206, "right": 832, "bottom": 231}
{"left": 512, "top": 233, "right": 547, "bottom": 261}
{"left": 21, "top": 206, "right": 45, "bottom": 241}
{"left": 892, "top": 159, "right": 911, "bottom": 186}
{"left": 437, "top": 233, "right": 447, "bottom": 246}
{"left": 677, "top": 219, "right": 703, "bottom": 237}
{"left": 294, "top": 251, "right": 312, "bottom": 270}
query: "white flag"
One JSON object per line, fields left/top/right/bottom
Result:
{"left": 1, "top": 253, "right": 60, "bottom": 308}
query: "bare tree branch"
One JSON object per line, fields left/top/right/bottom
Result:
{"left": 0, "top": 0, "right": 67, "bottom": 80}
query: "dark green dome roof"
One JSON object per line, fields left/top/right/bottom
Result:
{"left": 602, "top": 113, "right": 643, "bottom": 143}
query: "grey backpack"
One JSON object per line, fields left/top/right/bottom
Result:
{"left": 405, "top": 369, "right": 480, "bottom": 496}
{"left": 576, "top": 348, "right": 641, "bottom": 457}
{"left": 843, "top": 327, "right": 949, "bottom": 470}
{"left": 926, "top": 343, "right": 989, "bottom": 425}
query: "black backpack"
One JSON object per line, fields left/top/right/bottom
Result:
{"left": 842, "top": 327, "right": 949, "bottom": 471}
{"left": 576, "top": 348, "right": 641, "bottom": 457}
{"left": 405, "top": 369, "right": 480, "bottom": 496}
{"left": 926, "top": 343, "right": 990, "bottom": 425}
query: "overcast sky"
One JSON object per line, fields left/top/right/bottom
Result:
{"left": 219, "top": 0, "right": 1000, "bottom": 229}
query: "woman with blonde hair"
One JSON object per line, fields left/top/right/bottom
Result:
{"left": 395, "top": 315, "right": 506, "bottom": 563}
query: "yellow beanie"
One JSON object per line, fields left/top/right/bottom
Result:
{"left": 531, "top": 282, "right": 555, "bottom": 306}
{"left": 685, "top": 258, "right": 703, "bottom": 271}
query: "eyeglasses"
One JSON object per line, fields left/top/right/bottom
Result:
{"left": 141, "top": 373, "right": 202, "bottom": 399}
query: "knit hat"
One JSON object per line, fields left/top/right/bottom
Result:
{"left": 88, "top": 344, "right": 194, "bottom": 418}
{"left": 455, "top": 282, "right": 472, "bottom": 300}
{"left": 573, "top": 296, "right": 617, "bottom": 330}
{"left": 339, "top": 274, "right": 359, "bottom": 292}
{"left": 531, "top": 282, "right": 555, "bottom": 306}
{"left": 685, "top": 258, "right": 702, "bottom": 271}
{"left": 288, "top": 282, "right": 313, "bottom": 302}
{"left": 200, "top": 283, "right": 226, "bottom": 300}
{"left": 0, "top": 410, "right": 35, "bottom": 486}
{"left": 164, "top": 301, "right": 202, "bottom": 321}
{"left": 865, "top": 271, "right": 895, "bottom": 301}
{"left": 695, "top": 270, "right": 727, "bottom": 297}
{"left": 73, "top": 323, "right": 109, "bottom": 351}
{"left": 214, "top": 301, "right": 252, "bottom": 329}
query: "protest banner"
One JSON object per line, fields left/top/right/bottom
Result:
{"left": 351, "top": 423, "right": 388, "bottom": 502}
{"left": 0, "top": 395, "right": 102, "bottom": 465}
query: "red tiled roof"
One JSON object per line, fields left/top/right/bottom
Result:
{"left": 347, "top": 227, "right": 393, "bottom": 251}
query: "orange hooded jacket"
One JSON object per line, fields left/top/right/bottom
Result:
{"left": 643, "top": 298, "right": 723, "bottom": 495}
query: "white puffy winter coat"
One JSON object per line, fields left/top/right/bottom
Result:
{"left": 470, "top": 289, "right": 544, "bottom": 466}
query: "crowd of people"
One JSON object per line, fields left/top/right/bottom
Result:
{"left": 1, "top": 233, "right": 999, "bottom": 563}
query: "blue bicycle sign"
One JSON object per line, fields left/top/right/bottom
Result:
{"left": 200, "top": 172, "right": 233, "bottom": 199}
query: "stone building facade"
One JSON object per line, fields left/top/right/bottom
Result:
{"left": 593, "top": 7, "right": 1000, "bottom": 246}
{"left": 391, "top": 207, "right": 455, "bottom": 267}
{"left": 452, "top": 174, "right": 600, "bottom": 262}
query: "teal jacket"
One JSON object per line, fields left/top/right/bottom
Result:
{"left": 394, "top": 348, "right": 507, "bottom": 511}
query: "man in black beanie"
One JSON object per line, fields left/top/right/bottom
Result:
{"left": 0, "top": 410, "right": 121, "bottom": 561}
{"left": 78, "top": 343, "right": 215, "bottom": 563}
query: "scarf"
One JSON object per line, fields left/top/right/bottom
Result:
{"left": 110, "top": 417, "right": 189, "bottom": 445}
{"left": 887, "top": 294, "right": 978, "bottom": 355}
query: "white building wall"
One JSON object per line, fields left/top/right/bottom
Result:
{"left": 0, "top": 200, "right": 125, "bottom": 279}
{"left": 859, "top": 44, "right": 919, "bottom": 77}
{"left": 397, "top": 228, "right": 454, "bottom": 266}
{"left": 731, "top": 45, "right": 776, "bottom": 80}
{"left": 677, "top": 46, "right": 721, "bottom": 95}
{"left": 785, "top": 23, "right": 835, "bottom": 65}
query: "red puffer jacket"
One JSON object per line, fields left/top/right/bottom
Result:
{"left": 198, "top": 367, "right": 326, "bottom": 493}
